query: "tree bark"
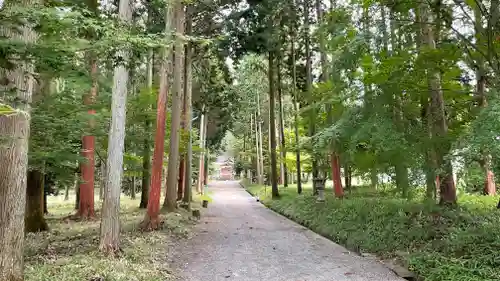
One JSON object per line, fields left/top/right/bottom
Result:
{"left": 419, "top": 1, "right": 456, "bottom": 205}
{"left": 78, "top": 0, "right": 99, "bottom": 218}
{"left": 140, "top": 50, "right": 154, "bottom": 209}
{"left": 197, "top": 108, "right": 206, "bottom": 193}
{"left": 277, "top": 57, "right": 288, "bottom": 187}
{"left": 141, "top": 0, "right": 174, "bottom": 229}
{"left": 182, "top": 5, "right": 194, "bottom": 207}
{"left": 177, "top": 160, "right": 185, "bottom": 200}
{"left": 164, "top": 1, "right": 185, "bottom": 211}
{"left": 25, "top": 170, "right": 49, "bottom": 233}
{"left": 290, "top": 18, "right": 302, "bottom": 193}
{"left": 268, "top": 52, "right": 280, "bottom": 199}
{"left": 78, "top": 57, "right": 97, "bottom": 218}
{"left": 100, "top": 0, "right": 132, "bottom": 255}
{"left": 473, "top": 4, "right": 496, "bottom": 196}
{"left": 304, "top": 0, "right": 318, "bottom": 190}
{"left": 99, "top": 160, "right": 105, "bottom": 201}
{"left": 0, "top": 0, "right": 36, "bottom": 278}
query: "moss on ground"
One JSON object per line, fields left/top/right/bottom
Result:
{"left": 244, "top": 182, "right": 500, "bottom": 281}
{"left": 25, "top": 194, "right": 198, "bottom": 281}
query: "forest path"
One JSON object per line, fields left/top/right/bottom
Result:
{"left": 169, "top": 181, "right": 404, "bottom": 281}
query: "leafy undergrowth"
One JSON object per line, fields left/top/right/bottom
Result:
{"left": 25, "top": 194, "right": 198, "bottom": 281}
{"left": 245, "top": 182, "right": 500, "bottom": 281}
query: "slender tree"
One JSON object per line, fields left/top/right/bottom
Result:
{"left": 182, "top": 3, "right": 194, "bottom": 207}
{"left": 141, "top": 0, "right": 174, "bottom": 229}
{"left": 268, "top": 51, "right": 279, "bottom": 198}
{"left": 164, "top": 0, "right": 185, "bottom": 211}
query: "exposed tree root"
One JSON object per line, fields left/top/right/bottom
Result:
{"left": 99, "top": 243, "right": 123, "bottom": 257}
{"left": 139, "top": 215, "right": 164, "bottom": 232}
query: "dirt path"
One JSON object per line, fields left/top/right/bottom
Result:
{"left": 170, "top": 181, "right": 404, "bottom": 281}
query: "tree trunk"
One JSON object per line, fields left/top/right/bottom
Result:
{"left": 75, "top": 178, "right": 80, "bottom": 209}
{"left": 140, "top": 50, "right": 154, "bottom": 209}
{"left": 130, "top": 177, "right": 136, "bottom": 199}
{"left": 100, "top": 0, "right": 132, "bottom": 255}
{"left": 290, "top": 16, "right": 302, "bottom": 193}
{"left": 25, "top": 170, "right": 49, "bottom": 233}
{"left": 197, "top": 108, "right": 206, "bottom": 193}
{"left": 268, "top": 52, "right": 280, "bottom": 199}
{"left": 344, "top": 164, "right": 352, "bottom": 190}
{"left": 370, "top": 169, "right": 378, "bottom": 189}
{"left": 304, "top": 0, "right": 318, "bottom": 192}
{"left": 0, "top": 112, "right": 29, "bottom": 281}
{"left": 78, "top": 57, "right": 98, "bottom": 218}
{"left": 0, "top": 0, "right": 36, "bottom": 277}
{"left": 331, "top": 153, "right": 343, "bottom": 197}
{"left": 65, "top": 175, "right": 73, "bottom": 201}
{"left": 141, "top": 1, "right": 174, "bottom": 229}
{"left": 419, "top": 1, "right": 456, "bottom": 205}
{"left": 177, "top": 160, "right": 185, "bottom": 200}
{"left": 256, "top": 90, "right": 264, "bottom": 186}
{"left": 182, "top": 5, "right": 194, "bottom": 206}
{"left": 164, "top": 1, "right": 185, "bottom": 211}
{"left": 252, "top": 114, "right": 261, "bottom": 184}
{"left": 474, "top": 4, "right": 496, "bottom": 196}
{"left": 99, "top": 161, "right": 105, "bottom": 201}
{"left": 277, "top": 57, "right": 288, "bottom": 187}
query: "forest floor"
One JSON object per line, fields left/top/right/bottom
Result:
{"left": 25, "top": 192, "right": 198, "bottom": 281}
{"left": 170, "top": 180, "right": 403, "bottom": 281}
{"left": 245, "top": 181, "right": 500, "bottom": 281}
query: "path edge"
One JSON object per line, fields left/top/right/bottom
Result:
{"left": 237, "top": 180, "right": 419, "bottom": 281}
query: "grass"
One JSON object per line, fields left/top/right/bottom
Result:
{"left": 244, "top": 181, "right": 500, "bottom": 281}
{"left": 25, "top": 192, "right": 198, "bottom": 281}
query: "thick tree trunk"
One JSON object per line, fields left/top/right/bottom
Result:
{"left": 164, "top": 1, "right": 185, "bottom": 211}
{"left": 25, "top": 170, "right": 49, "bottom": 233}
{"left": 100, "top": 0, "right": 132, "bottom": 254}
{"left": 419, "top": 1, "right": 456, "bottom": 205}
{"left": 78, "top": 58, "right": 98, "bottom": 218}
{"left": 268, "top": 52, "right": 280, "bottom": 199}
{"left": 140, "top": 50, "right": 154, "bottom": 209}
{"left": 141, "top": 1, "right": 174, "bottom": 229}
{"left": 0, "top": 112, "right": 29, "bottom": 281}
{"left": 182, "top": 7, "right": 194, "bottom": 206}
{"left": 0, "top": 1, "right": 36, "bottom": 277}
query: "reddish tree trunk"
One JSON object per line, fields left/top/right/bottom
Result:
{"left": 484, "top": 170, "right": 496, "bottom": 195}
{"left": 141, "top": 60, "right": 169, "bottom": 230}
{"left": 78, "top": 58, "right": 98, "bottom": 218}
{"left": 25, "top": 170, "right": 49, "bottom": 233}
{"left": 331, "top": 153, "right": 343, "bottom": 198}
{"left": 177, "top": 157, "right": 185, "bottom": 200}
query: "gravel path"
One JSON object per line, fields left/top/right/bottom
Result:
{"left": 171, "top": 181, "right": 405, "bottom": 281}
